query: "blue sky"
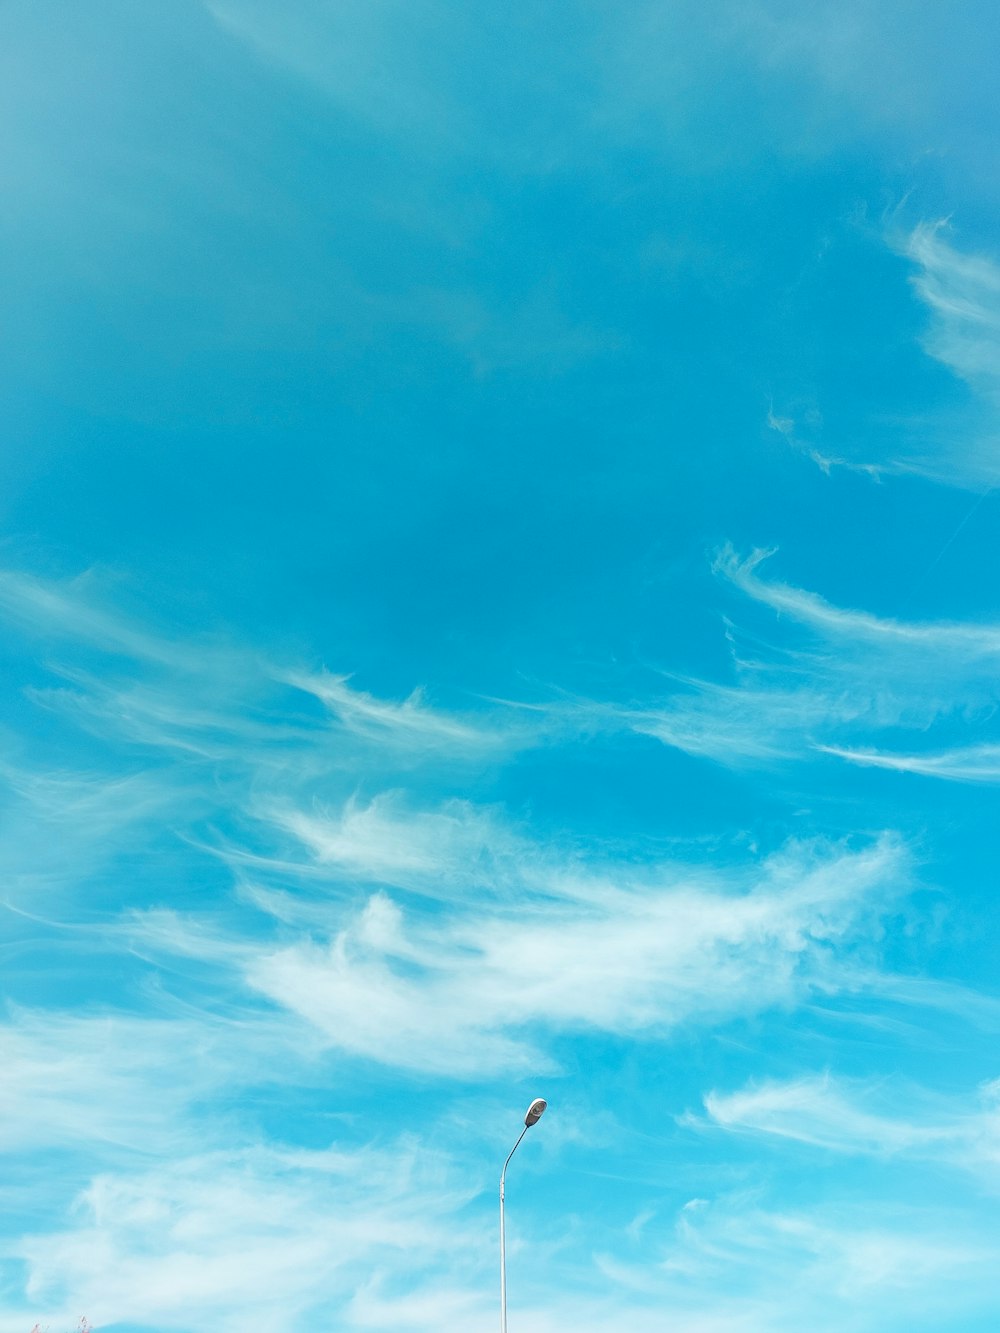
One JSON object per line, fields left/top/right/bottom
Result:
{"left": 3, "top": 2, "right": 1000, "bottom": 1329}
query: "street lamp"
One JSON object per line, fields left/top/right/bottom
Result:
{"left": 499, "top": 1098, "right": 547, "bottom": 1333}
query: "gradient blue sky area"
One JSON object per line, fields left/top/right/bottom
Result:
{"left": 3, "top": 3, "right": 1000, "bottom": 1330}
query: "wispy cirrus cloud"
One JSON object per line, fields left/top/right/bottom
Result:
{"left": 2, "top": 562, "right": 995, "bottom": 1332}
{"left": 820, "top": 742, "right": 1000, "bottom": 782}
{"left": 715, "top": 544, "right": 1000, "bottom": 654}
{"left": 0, "top": 565, "right": 543, "bottom": 922}
{"left": 0, "top": 565, "right": 527, "bottom": 766}
{"left": 0, "top": 562, "right": 952, "bottom": 1087}
{"left": 765, "top": 405, "right": 890, "bottom": 481}
{"left": 766, "top": 221, "right": 1000, "bottom": 489}
{"left": 284, "top": 667, "right": 530, "bottom": 757}
{"left": 8, "top": 1137, "right": 482, "bottom": 1333}
{"left": 0, "top": 568, "right": 206, "bottom": 669}
{"left": 12, "top": 1126, "right": 999, "bottom": 1333}
{"left": 11, "top": 538, "right": 1000, "bottom": 878}
{"left": 900, "top": 222, "right": 1000, "bottom": 486}
{"left": 592, "top": 1192, "right": 1000, "bottom": 1333}
{"left": 693, "top": 1071, "right": 1000, "bottom": 1174}
{"left": 908, "top": 223, "right": 1000, "bottom": 400}
{"left": 263, "top": 791, "right": 533, "bottom": 896}
{"left": 123, "top": 833, "right": 911, "bottom": 1077}
{"left": 0, "top": 1007, "right": 308, "bottom": 1158}
{"left": 614, "top": 545, "right": 1000, "bottom": 779}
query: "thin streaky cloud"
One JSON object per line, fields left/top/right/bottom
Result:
{"left": 907, "top": 223, "right": 1000, "bottom": 387}
{"left": 894, "top": 221, "right": 1000, "bottom": 485}
{"left": 126, "top": 834, "right": 911, "bottom": 1077}
{"left": 0, "top": 1007, "right": 307, "bottom": 1157}
{"left": 766, "top": 405, "right": 889, "bottom": 480}
{"left": 11, "top": 1141, "right": 999, "bottom": 1333}
{"left": 0, "top": 567, "right": 536, "bottom": 767}
{"left": 590, "top": 1195, "right": 1000, "bottom": 1333}
{"left": 714, "top": 545, "right": 1000, "bottom": 652}
{"left": 694, "top": 1072, "right": 1000, "bottom": 1173}
{"left": 10, "top": 1138, "right": 479, "bottom": 1333}
{"left": 284, "top": 667, "right": 532, "bottom": 754}
{"left": 0, "top": 567, "right": 242, "bottom": 675}
{"left": 265, "top": 791, "right": 530, "bottom": 893}
{"left": 820, "top": 742, "right": 1000, "bottom": 782}
{"left": 600, "top": 546, "right": 1000, "bottom": 774}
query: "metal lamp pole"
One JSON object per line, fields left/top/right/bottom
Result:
{"left": 499, "top": 1097, "right": 547, "bottom": 1333}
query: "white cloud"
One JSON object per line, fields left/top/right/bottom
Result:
{"left": 0, "top": 564, "right": 532, "bottom": 769}
{"left": 610, "top": 546, "right": 1000, "bottom": 775}
{"left": 0, "top": 1008, "right": 310, "bottom": 1158}
{"left": 587, "top": 1191, "right": 1000, "bottom": 1333}
{"left": 267, "top": 790, "right": 532, "bottom": 895}
{"left": 901, "top": 222, "right": 1000, "bottom": 485}
{"left": 284, "top": 667, "right": 527, "bottom": 757}
{"left": 715, "top": 544, "right": 1000, "bottom": 653}
{"left": 820, "top": 742, "right": 1000, "bottom": 782}
{"left": 908, "top": 223, "right": 1000, "bottom": 393}
{"left": 0, "top": 568, "right": 204, "bottom": 671}
{"left": 760, "top": 221, "right": 1000, "bottom": 490}
{"left": 20, "top": 551, "right": 1000, "bottom": 813}
{"left": 13, "top": 1137, "right": 1000, "bottom": 1333}
{"left": 0, "top": 567, "right": 551, "bottom": 927}
{"left": 695, "top": 1072, "right": 1000, "bottom": 1172}
{"left": 761, "top": 222, "right": 1000, "bottom": 489}
{"left": 123, "top": 834, "right": 912, "bottom": 1077}
{"left": 2, "top": 565, "right": 996, "bottom": 1329}
{"left": 10, "top": 1139, "right": 481, "bottom": 1333}
{"left": 656, "top": 1194, "right": 999, "bottom": 1330}
{"left": 0, "top": 567, "right": 941, "bottom": 1083}
{"left": 766, "top": 405, "right": 888, "bottom": 480}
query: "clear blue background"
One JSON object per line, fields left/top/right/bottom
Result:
{"left": 2, "top": 3, "right": 1000, "bottom": 1330}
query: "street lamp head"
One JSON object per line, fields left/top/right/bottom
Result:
{"left": 524, "top": 1097, "right": 547, "bottom": 1127}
